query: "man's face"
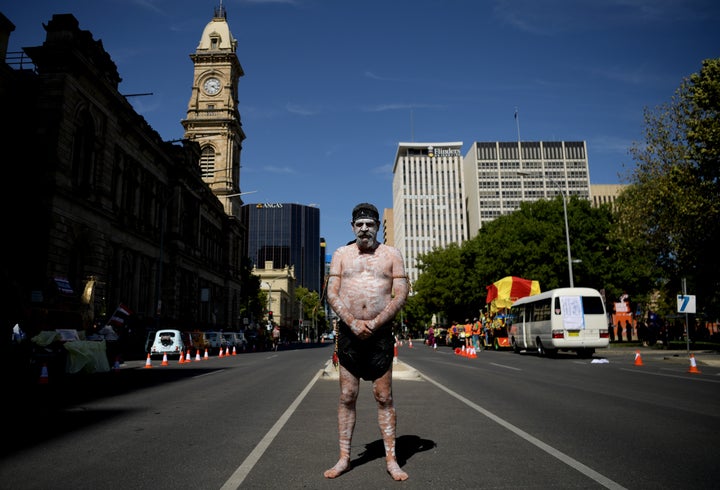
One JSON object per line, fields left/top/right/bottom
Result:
{"left": 352, "top": 219, "right": 379, "bottom": 248}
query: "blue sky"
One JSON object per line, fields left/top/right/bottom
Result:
{"left": 4, "top": 0, "right": 719, "bottom": 255}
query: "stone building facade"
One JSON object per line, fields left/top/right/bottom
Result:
{"left": 0, "top": 12, "right": 252, "bottom": 350}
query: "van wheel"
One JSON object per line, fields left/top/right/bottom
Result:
{"left": 537, "top": 340, "right": 557, "bottom": 357}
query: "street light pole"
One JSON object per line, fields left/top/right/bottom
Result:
{"left": 517, "top": 171, "right": 574, "bottom": 287}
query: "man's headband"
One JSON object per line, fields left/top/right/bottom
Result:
{"left": 352, "top": 203, "right": 379, "bottom": 222}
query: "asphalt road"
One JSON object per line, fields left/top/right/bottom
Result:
{"left": 3, "top": 342, "right": 719, "bottom": 489}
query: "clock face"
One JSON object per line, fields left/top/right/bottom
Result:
{"left": 203, "top": 77, "right": 221, "bottom": 95}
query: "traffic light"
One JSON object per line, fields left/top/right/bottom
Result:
{"left": 268, "top": 311, "right": 273, "bottom": 320}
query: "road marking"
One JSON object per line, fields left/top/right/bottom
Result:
{"left": 219, "top": 367, "right": 325, "bottom": 490}
{"left": 490, "top": 362, "right": 522, "bottom": 371}
{"left": 404, "top": 361, "right": 628, "bottom": 490}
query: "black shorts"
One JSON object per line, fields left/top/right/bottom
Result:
{"left": 337, "top": 322, "right": 394, "bottom": 381}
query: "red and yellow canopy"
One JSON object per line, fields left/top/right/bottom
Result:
{"left": 485, "top": 276, "right": 541, "bottom": 312}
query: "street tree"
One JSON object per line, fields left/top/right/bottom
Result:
{"left": 614, "top": 57, "right": 720, "bottom": 320}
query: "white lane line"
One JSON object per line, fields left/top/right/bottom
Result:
{"left": 403, "top": 361, "right": 628, "bottom": 490}
{"left": 490, "top": 362, "right": 522, "bottom": 371}
{"left": 219, "top": 368, "right": 325, "bottom": 490}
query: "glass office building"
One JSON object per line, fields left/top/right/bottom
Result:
{"left": 242, "top": 203, "right": 322, "bottom": 292}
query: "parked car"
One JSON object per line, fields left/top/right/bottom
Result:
{"left": 204, "top": 331, "right": 226, "bottom": 353}
{"left": 149, "top": 329, "right": 185, "bottom": 359}
{"left": 222, "top": 331, "right": 247, "bottom": 351}
{"left": 187, "top": 331, "right": 210, "bottom": 354}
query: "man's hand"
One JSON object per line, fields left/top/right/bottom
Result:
{"left": 350, "top": 320, "right": 373, "bottom": 340}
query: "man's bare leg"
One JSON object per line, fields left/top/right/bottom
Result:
{"left": 324, "top": 367, "right": 359, "bottom": 478}
{"left": 373, "top": 369, "right": 408, "bottom": 481}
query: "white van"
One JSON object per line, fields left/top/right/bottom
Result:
{"left": 149, "top": 329, "right": 185, "bottom": 359}
{"left": 507, "top": 287, "right": 610, "bottom": 358}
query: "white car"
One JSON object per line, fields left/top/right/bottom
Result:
{"left": 149, "top": 329, "right": 185, "bottom": 359}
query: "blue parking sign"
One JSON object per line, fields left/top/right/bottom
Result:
{"left": 677, "top": 295, "right": 696, "bottom": 314}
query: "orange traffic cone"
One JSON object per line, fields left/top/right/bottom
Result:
{"left": 38, "top": 363, "right": 49, "bottom": 384}
{"left": 225, "top": 346, "right": 230, "bottom": 356}
{"left": 195, "top": 350, "right": 202, "bottom": 362}
{"left": 178, "top": 351, "right": 185, "bottom": 364}
{"left": 203, "top": 348, "right": 209, "bottom": 360}
{"left": 144, "top": 353, "right": 153, "bottom": 368}
{"left": 232, "top": 346, "right": 237, "bottom": 356}
{"left": 218, "top": 347, "right": 224, "bottom": 358}
{"left": 409, "top": 338, "right": 413, "bottom": 348}
{"left": 161, "top": 352, "right": 169, "bottom": 366}
{"left": 469, "top": 346, "right": 477, "bottom": 359}
{"left": 185, "top": 350, "right": 192, "bottom": 362}
{"left": 688, "top": 354, "right": 701, "bottom": 374}
{"left": 634, "top": 350, "right": 643, "bottom": 366}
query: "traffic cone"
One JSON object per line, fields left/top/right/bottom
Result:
{"left": 218, "top": 347, "right": 224, "bottom": 358}
{"left": 469, "top": 346, "right": 477, "bottom": 359}
{"left": 203, "top": 348, "right": 209, "bottom": 360}
{"left": 144, "top": 353, "right": 153, "bottom": 368}
{"left": 634, "top": 350, "right": 643, "bottom": 366}
{"left": 409, "top": 338, "right": 413, "bottom": 348}
{"left": 185, "top": 350, "right": 192, "bottom": 362}
{"left": 195, "top": 350, "right": 202, "bottom": 361}
{"left": 38, "top": 363, "right": 49, "bottom": 384}
{"left": 178, "top": 351, "right": 185, "bottom": 364}
{"left": 161, "top": 352, "right": 169, "bottom": 366}
{"left": 393, "top": 342, "right": 398, "bottom": 364}
{"left": 688, "top": 354, "right": 701, "bottom": 374}
{"left": 225, "top": 346, "right": 230, "bottom": 356}
{"left": 232, "top": 346, "right": 237, "bottom": 356}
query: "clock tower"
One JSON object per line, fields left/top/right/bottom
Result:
{"left": 182, "top": 5, "right": 246, "bottom": 217}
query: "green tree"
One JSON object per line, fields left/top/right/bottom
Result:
{"left": 296, "top": 286, "right": 326, "bottom": 336}
{"left": 412, "top": 196, "right": 652, "bottom": 323}
{"left": 615, "top": 57, "right": 720, "bottom": 320}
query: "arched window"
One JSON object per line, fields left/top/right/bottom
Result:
{"left": 200, "top": 146, "right": 215, "bottom": 179}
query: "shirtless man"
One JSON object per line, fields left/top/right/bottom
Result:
{"left": 324, "top": 203, "right": 410, "bottom": 481}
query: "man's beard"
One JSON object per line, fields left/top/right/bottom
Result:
{"left": 356, "top": 233, "right": 377, "bottom": 249}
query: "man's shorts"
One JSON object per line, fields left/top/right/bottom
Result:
{"left": 337, "top": 321, "right": 394, "bottom": 381}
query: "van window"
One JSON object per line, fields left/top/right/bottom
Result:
{"left": 553, "top": 296, "right": 605, "bottom": 315}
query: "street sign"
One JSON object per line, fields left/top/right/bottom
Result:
{"left": 677, "top": 295, "right": 696, "bottom": 314}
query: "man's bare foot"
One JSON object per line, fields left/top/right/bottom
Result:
{"left": 324, "top": 459, "right": 351, "bottom": 479}
{"left": 387, "top": 461, "right": 408, "bottom": 481}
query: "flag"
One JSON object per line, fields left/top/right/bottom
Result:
{"left": 108, "top": 303, "right": 133, "bottom": 328}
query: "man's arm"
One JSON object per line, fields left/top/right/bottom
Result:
{"left": 367, "top": 247, "right": 409, "bottom": 332}
{"left": 326, "top": 248, "right": 358, "bottom": 328}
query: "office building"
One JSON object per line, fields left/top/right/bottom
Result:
{"left": 242, "top": 203, "right": 322, "bottom": 293}
{"left": 392, "top": 142, "right": 468, "bottom": 285}
{"left": 463, "top": 141, "right": 591, "bottom": 238}
{"left": 590, "top": 184, "right": 627, "bottom": 210}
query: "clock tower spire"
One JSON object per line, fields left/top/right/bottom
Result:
{"left": 182, "top": 4, "right": 246, "bottom": 216}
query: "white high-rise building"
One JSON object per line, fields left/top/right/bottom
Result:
{"left": 392, "top": 142, "right": 467, "bottom": 286}
{"left": 463, "top": 141, "right": 591, "bottom": 238}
